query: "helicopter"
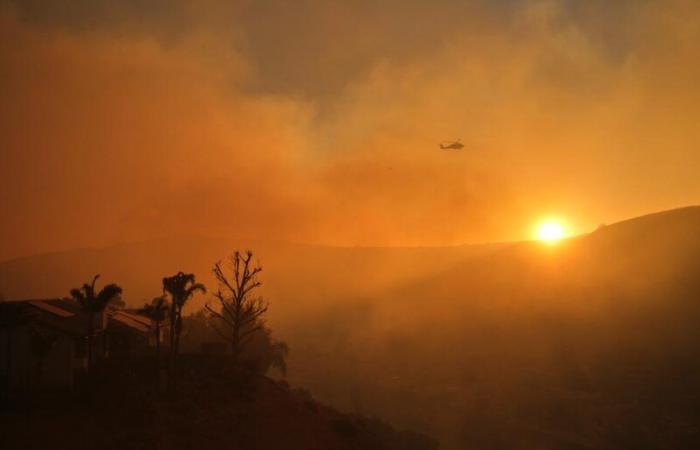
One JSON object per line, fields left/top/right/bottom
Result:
{"left": 440, "top": 139, "right": 464, "bottom": 150}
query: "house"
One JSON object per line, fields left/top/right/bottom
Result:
{"left": 0, "top": 298, "right": 153, "bottom": 398}
{"left": 107, "top": 309, "right": 157, "bottom": 356}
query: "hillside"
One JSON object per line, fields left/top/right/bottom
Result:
{"left": 284, "top": 206, "right": 700, "bottom": 449}
{"left": 3, "top": 206, "right": 700, "bottom": 449}
{"left": 0, "top": 357, "right": 437, "bottom": 450}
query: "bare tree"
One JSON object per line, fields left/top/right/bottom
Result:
{"left": 206, "top": 251, "right": 267, "bottom": 364}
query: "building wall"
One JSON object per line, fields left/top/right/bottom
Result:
{"left": 40, "top": 336, "right": 75, "bottom": 388}
{"left": 0, "top": 326, "right": 75, "bottom": 394}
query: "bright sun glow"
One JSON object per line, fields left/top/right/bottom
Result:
{"left": 534, "top": 219, "right": 567, "bottom": 243}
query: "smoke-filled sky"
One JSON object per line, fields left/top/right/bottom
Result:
{"left": 1, "top": 0, "right": 699, "bottom": 260}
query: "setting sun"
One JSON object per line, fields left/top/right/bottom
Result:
{"left": 534, "top": 219, "right": 567, "bottom": 243}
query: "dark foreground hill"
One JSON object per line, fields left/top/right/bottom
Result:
{"left": 0, "top": 356, "right": 437, "bottom": 450}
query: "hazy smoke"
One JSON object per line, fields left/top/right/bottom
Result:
{"left": 1, "top": 0, "right": 700, "bottom": 259}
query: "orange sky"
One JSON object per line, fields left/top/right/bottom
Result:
{"left": 1, "top": 0, "right": 700, "bottom": 260}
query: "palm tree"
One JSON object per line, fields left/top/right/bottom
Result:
{"left": 70, "top": 275, "right": 123, "bottom": 373}
{"left": 139, "top": 296, "right": 169, "bottom": 383}
{"left": 162, "top": 272, "right": 205, "bottom": 391}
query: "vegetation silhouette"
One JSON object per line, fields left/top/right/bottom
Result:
{"left": 139, "top": 295, "right": 169, "bottom": 388}
{"left": 206, "top": 250, "right": 267, "bottom": 364}
{"left": 69, "top": 274, "right": 122, "bottom": 373}
{"left": 162, "top": 272, "right": 206, "bottom": 393}
{"left": 1, "top": 248, "right": 440, "bottom": 450}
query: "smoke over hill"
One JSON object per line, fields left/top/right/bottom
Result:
{"left": 3, "top": 206, "right": 700, "bottom": 448}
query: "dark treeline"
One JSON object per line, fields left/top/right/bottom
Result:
{"left": 73, "top": 250, "right": 288, "bottom": 394}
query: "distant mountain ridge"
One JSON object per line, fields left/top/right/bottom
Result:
{"left": 2, "top": 205, "right": 700, "bottom": 315}
{"left": 0, "top": 234, "right": 499, "bottom": 302}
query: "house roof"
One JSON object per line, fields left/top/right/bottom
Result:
{"left": 0, "top": 298, "right": 153, "bottom": 336}
{"left": 109, "top": 310, "right": 152, "bottom": 334}
{"left": 28, "top": 300, "right": 76, "bottom": 318}
{"left": 0, "top": 298, "right": 86, "bottom": 336}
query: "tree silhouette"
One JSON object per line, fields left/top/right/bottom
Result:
{"left": 162, "top": 272, "right": 205, "bottom": 391}
{"left": 269, "top": 340, "right": 289, "bottom": 376}
{"left": 70, "top": 275, "right": 123, "bottom": 373}
{"left": 206, "top": 251, "right": 267, "bottom": 364}
{"left": 139, "top": 296, "right": 169, "bottom": 386}
{"left": 241, "top": 325, "right": 289, "bottom": 375}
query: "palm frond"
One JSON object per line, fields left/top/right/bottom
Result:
{"left": 95, "top": 283, "right": 123, "bottom": 311}
{"left": 140, "top": 296, "right": 169, "bottom": 321}
{"left": 163, "top": 272, "right": 206, "bottom": 307}
{"left": 186, "top": 282, "right": 207, "bottom": 297}
{"left": 70, "top": 288, "right": 85, "bottom": 301}
{"left": 69, "top": 287, "right": 88, "bottom": 308}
